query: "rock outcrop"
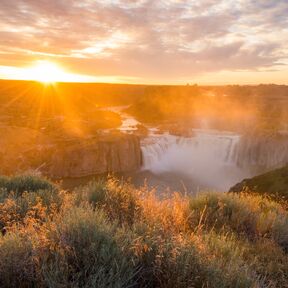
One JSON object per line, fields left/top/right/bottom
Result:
{"left": 229, "top": 166, "right": 288, "bottom": 203}
{"left": 0, "top": 126, "right": 142, "bottom": 178}
{"left": 45, "top": 134, "right": 142, "bottom": 178}
{"left": 235, "top": 134, "right": 288, "bottom": 170}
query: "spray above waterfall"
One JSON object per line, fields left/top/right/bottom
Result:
{"left": 141, "top": 130, "right": 251, "bottom": 191}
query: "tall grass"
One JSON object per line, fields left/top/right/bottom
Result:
{"left": 0, "top": 175, "right": 287, "bottom": 287}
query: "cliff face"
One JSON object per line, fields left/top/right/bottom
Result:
{"left": 0, "top": 127, "right": 142, "bottom": 178}
{"left": 45, "top": 135, "right": 142, "bottom": 178}
{"left": 234, "top": 134, "right": 288, "bottom": 170}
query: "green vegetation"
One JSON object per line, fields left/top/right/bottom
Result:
{"left": 0, "top": 175, "right": 287, "bottom": 287}
{"left": 230, "top": 166, "right": 288, "bottom": 204}
{"left": 0, "top": 174, "right": 56, "bottom": 196}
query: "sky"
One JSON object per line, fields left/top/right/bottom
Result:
{"left": 0, "top": 0, "right": 287, "bottom": 84}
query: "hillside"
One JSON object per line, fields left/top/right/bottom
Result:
{"left": 0, "top": 174, "right": 287, "bottom": 287}
{"left": 229, "top": 166, "right": 288, "bottom": 203}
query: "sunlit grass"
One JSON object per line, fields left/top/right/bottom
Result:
{"left": 0, "top": 175, "right": 287, "bottom": 287}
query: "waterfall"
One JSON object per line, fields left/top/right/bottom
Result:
{"left": 140, "top": 129, "right": 288, "bottom": 190}
{"left": 141, "top": 130, "right": 245, "bottom": 190}
{"left": 141, "top": 130, "right": 241, "bottom": 171}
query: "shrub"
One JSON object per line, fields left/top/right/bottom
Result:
{"left": 43, "top": 206, "right": 137, "bottom": 287}
{"left": 119, "top": 224, "right": 257, "bottom": 288}
{"left": 76, "top": 179, "right": 107, "bottom": 207}
{"left": 0, "top": 232, "right": 36, "bottom": 287}
{"left": 0, "top": 176, "right": 9, "bottom": 189}
{"left": 79, "top": 178, "right": 142, "bottom": 226}
{"left": 188, "top": 193, "right": 288, "bottom": 249}
{"left": 245, "top": 238, "right": 288, "bottom": 287}
{"left": 105, "top": 178, "right": 142, "bottom": 226}
{"left": 0, "top": 174, "right": 56, "bottom": 197}
{"left": 0, "top": 188, "right": 64, "bottom": 229}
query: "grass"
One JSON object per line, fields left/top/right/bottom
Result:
{"left": 188, "top": 193, "right": 288, "bottom": 248}
{"left": 0, "top": 175, "right": 287, "bottom": 287}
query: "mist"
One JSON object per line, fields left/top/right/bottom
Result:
{"left": 141, "top": 131, "right": 252, "bottom": 191}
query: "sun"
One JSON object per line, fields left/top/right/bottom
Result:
{"left": 0, "top": 60, "right": 118, "bottom": 83}
{"left": 25, "top": 61, "right": 70, "bottom": 83}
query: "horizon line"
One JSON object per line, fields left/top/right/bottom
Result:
{"left": 0, "top": 78, "right": 287, "bottom": 87}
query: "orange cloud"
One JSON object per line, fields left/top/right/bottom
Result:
{"left": 0, "top": 0, "right": 287, "bottom": 84}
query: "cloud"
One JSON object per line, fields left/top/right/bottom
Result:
{"left": 0, "top": 0, "right": 287, "bottom": 82}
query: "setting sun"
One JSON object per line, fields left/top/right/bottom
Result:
{"left": 0, "top": 60, "right": 96, "bottom": 83}
{"left": 26, "top": 61, "right": 67, "bottom": 83}
{"left": 24, "top": 60, "right": 88, "bottom": 83}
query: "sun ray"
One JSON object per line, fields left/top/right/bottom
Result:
{"left": 48, "top": 83, "right": 86, "bottom": 138}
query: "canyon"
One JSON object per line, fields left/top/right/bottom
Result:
{"left": 0, "top": 126, "right": 142, "bottom": 178}
{"left": 0, "top": 82, "right": 288, "bottom": 193}
{"left": 1, "top": 114, "right": 288, "bottom": 193}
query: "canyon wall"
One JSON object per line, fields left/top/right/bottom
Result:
{"left": 45, "top": 135, "right": 142, "bottom": 178}
{"left": 235, "top": 134, "right": 288, "bottom": 170}
{"left": 0, "top": 127, "right": 142, "bottom": 178}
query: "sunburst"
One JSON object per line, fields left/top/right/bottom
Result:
{"left": 25, "top": 61, "right": 74, "bottom": 83}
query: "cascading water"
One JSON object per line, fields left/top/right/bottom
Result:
{"left": 141, "top": 130, "right": 250, "bottom": 191}
{"left": 141, "top": 128, "right": 288, "bottom": 191}
{"left": 142, "top": 130, "right": 240, "bottom": 169}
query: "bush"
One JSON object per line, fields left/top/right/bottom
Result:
{"left": 0, "top": 174, "right": 56, "bottom": 196}
{"left": 0, "top": 186, "right": 63, "bottom": 229}
{"left": 79, "top": 178, "right": 142, "bottom": 226}
{"left": 0, "top": 176, "right": 9, "bottom": 189}
{"left": 197, "top": 231, "right": 288, "bottom": 287}
{"left": 43, "top": 206, "right": 137, "bottom": 287}
{"left": 76, "top": 179, "right": 107, "bottom": 206}
{"left": 119, "top": 224, "right": 257, "bottom": 288}
{"left": 245, "top": 239, "right": 288, "bottom": 287}
{"left": 188, "top": 193, "right": 288, "bottom": 248}
{"left": 0, "top": 232, "right": 36, "bottom": 287}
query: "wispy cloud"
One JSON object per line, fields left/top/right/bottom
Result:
{"left": 0, "top": 0, "right": 287, "bottom": 83}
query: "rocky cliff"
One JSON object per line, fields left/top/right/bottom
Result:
{"left": 0, "top": 127, "right": 142, "bottom": 178}
{"left": 45, "top": 135, "right": 142, "bottom": 178}
{"left": 234, "top": 134, "right": 288, "bottom": 170}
